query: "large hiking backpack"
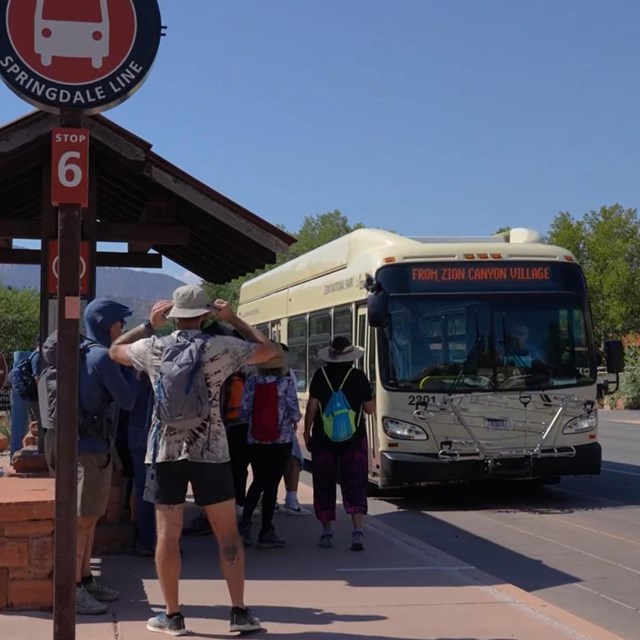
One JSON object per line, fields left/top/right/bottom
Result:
{"left": 38, "top": 332, "right": 111, "bottom": 438}
{"left": 320, "top": 368, "right": 359, "bottom": 443}
{"left": 250, "top": 380, "right": 282, "bottom": 442}
{"left": 11, "top": 353, "right": 38, "bottom": 401}
{"left": 154, "top": 331, "right": 210, "bottom": 431}
{"left": 222, "top": 370, "right": 246, "bottom": 425}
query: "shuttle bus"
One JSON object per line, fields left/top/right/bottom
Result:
{"left": 237, "top": 228, "right": 623, "bottom": 489}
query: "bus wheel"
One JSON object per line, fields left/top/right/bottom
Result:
{"left": 367, "top": 482, "right": 383, "bottom": 497}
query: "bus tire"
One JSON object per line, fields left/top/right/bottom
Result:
{"left": 367, "top": 481, "right": 383, "bottom": 497}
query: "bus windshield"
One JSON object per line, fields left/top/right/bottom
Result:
{"left": 376, "top": 262, "right": 596, "bottom": 393}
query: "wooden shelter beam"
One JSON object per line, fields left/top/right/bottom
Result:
{"left": 0, "top": 248, "right": 162, "bottom": 268}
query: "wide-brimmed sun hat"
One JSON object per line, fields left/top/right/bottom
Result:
{"left": 258, "top": 343, "right": 292, "bottom": 370}
{"left": 318, "top": 337, "right": 365, "bottom": 363}
{"left": 167, "top": 285, "right": 216, "bottom": 319}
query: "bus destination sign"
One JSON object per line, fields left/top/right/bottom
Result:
{"left": 377, "top": 261, "right": 586, "bottom": 294}
{"left": 411, "top": 265, "right": 551, "bottom": 283}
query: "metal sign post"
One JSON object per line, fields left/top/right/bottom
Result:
{"left": 0, "top": 2, "right": 162, "bottom": 638}
{"left": 51, "top": 111, "right": 84, "bottom": 640}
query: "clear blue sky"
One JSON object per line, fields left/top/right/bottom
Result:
{"left": 1, "top": 0, "right": 639, "bottom": 284}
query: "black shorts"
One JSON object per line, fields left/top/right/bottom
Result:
{"left": 151, "top": 460, "right": 235, "bottom": 507}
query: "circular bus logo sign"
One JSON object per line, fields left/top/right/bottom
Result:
{"left": 0, "top": 0, "right": 161, "bottom": 114}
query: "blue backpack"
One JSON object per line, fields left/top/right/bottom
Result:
{"left": 320, "top": 368, "right": 359, "bottom": 442}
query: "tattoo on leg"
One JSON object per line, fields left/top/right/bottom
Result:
{"left": 222, "top": 544, "right": 239, "bottom": 566}
{"left": 156, "top": 504, "right": 182, "bottom": 511}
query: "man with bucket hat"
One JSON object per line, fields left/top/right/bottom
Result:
{"left": 109, "top": 284, "right": 279, "bottom": 635}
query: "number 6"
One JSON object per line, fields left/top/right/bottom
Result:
{"left": 58, "top": 151, "right": 82, "bottom": 188}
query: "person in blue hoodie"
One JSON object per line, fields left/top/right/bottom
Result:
{"left": 74, "top": 298, "right": 138, "bottom": 615}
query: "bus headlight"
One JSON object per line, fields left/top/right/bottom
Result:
{"left": 562, "top": 414, "right": 597, "bottom": 434}
{"left": 382, "top": 417, "right": 428, "bottom": 440}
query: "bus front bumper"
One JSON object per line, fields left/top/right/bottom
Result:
{"left": 377, "top": 442, "right": 602, "bottom": 487}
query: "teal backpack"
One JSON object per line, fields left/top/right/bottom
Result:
{"left": 320, "top": 368, "right": 360, "bottom": 442}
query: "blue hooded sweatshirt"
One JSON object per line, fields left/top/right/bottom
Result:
{"left": 79, "top": 298, "right": 138, "bottom": 454}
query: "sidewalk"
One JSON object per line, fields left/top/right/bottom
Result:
{"left": 0, "top": 477, "right": 627, "bottom": 640}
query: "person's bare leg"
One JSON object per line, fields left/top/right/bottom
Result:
{"left": 204, "top": 499, "right": 245, "bottom": 608}
{"left": 155, "top": 504, "right": 184, "bottom": 614}
{"left": 351, "top": 512, "right": 364, "bottom": 530}
{"left": 76, "top": 517, "right": 97, "bottom": 583}
{"left": 284, "top": 456, "right": 300, "bottom": 493}
{"left": 80, "top": 520, "right": 98, "bottom": 579}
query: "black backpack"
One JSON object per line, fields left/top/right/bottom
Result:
{"left": 11, "top": 354, "right": 38, "bottom": 401}
{"left": 38, "top": 332, "right": 115, "bottom": 439}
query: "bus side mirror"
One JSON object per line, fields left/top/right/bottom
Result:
{"left": 367, "top": 291, "right": 388, "bottom": 328}
{"left": 598, "top": 340, "right": 624, "bottom": 397}
{"left": 605, "top": 340, "right": 624, "bottom": 374}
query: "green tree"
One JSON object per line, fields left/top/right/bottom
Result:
{"left": 204, "top": 210, "right": 364, "bottom": 308}
{"left": 0, "top": 287, "right": 40, "bottom": 356}
{"left": 547, "top": 204, "right": 640, "bottom": 341}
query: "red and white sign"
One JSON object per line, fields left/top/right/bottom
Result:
{"left": 0, "top": 353, "right": 7, "bottom": 391}
{"left": 48, "top": 239, "right": 90, "bottom": 296}
{"left": 51, "top": 128, "right": 89, "bottom": 207}
{"left": 0, "top": 0, "right": 162, "bottom": 115}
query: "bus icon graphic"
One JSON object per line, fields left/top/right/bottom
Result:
{"left": 34, "top": 0, "right": 110, "bottom": 69}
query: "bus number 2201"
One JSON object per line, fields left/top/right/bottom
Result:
{"left": 408, "top": 395, "right": 437, "bottom": 406}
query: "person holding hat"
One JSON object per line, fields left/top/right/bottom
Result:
{"left": 109, "top": 284, "right": 279, "bottom": 635}
{"left": 238, "top": 347, "right": 301, "bottom": 548}
{"left": 303, "top": 336, "right": 374, "bottom": 551}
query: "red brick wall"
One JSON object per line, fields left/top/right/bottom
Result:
{"left": 0, "top": 479, "right": 55, "bottom": 611}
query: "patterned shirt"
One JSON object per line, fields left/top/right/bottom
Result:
{"left": 128, "top": 332, "right": 255, "bottom": 464}
{"left": 241, "top": 371, "right": 301, "bottom": 445}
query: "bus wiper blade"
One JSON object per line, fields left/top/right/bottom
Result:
{"left": 449, "top": 335, "right": 484, "bottom": 395}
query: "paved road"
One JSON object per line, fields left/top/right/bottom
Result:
{"left": 366, "top": 412, "right": 640, "bottom": 640}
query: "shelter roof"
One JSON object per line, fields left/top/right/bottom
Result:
{"left": 0, "top": 110, "right": 295, "bottom": 282}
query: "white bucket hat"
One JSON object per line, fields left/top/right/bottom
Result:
{"left": 167, "top": 285, "right": 216, "bottom": 319}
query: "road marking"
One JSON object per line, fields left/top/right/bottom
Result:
{"left": 573, "top": 583, "right": 640, "bottom": 613}
{"left": 336, "top": 565, "right": 474, "bottom": 573}
{"left": 551, "top": 517, "right": 640, "bottom": 548}
{"left": 475, "top": 513, "right": 640, "bottom": 577}
{"left": 601, "top": 466, "right": 640, "bottom": 477}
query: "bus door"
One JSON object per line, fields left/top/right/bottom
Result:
{"left": 357, "top": 306, "right": 379, "bottom": 469}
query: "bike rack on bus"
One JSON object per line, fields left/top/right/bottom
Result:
{"left": 435, "top": 393, "right": 580, "bottom": 463}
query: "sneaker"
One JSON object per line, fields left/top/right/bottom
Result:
{"left": 350, "top": 529, "right": 365, "bottom": 551}
{"left": 76, "top": 585, "right": 108, "bottom": 615}
{"left": 257, "top": 529, "right": 286, "bottom": 548}
{"left": 230, "top": 607, "right": 262, "bottom": 633}
{"left": 285, "top": 502, "right": 311, "bottom": 516}
{"left": 239, "top": 524, "right": 252, "bottom": 547}
{"left": 84, "top": 577, "right": 119, "bottom": 602}
{"left": 182, "top": 514, "right": 211, "bottom": 536}
{"left": 146, "top": 612, "right": 187, "bottom": 636}
{"left": 318, "top": 532, "right": 333, "bottom": 549}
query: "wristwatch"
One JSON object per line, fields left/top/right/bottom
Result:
{"left": 142, "top": 319, "right": 155, "bottom": 336}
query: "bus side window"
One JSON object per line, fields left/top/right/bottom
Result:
{"left": 309, "top": 311, "right": 331, "bottom": 378}
{"left": 334, "top": 306, "right": 353, "bottom": 341}
{"left": 288, "top": 316, "right": 308, "bottom": 390}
